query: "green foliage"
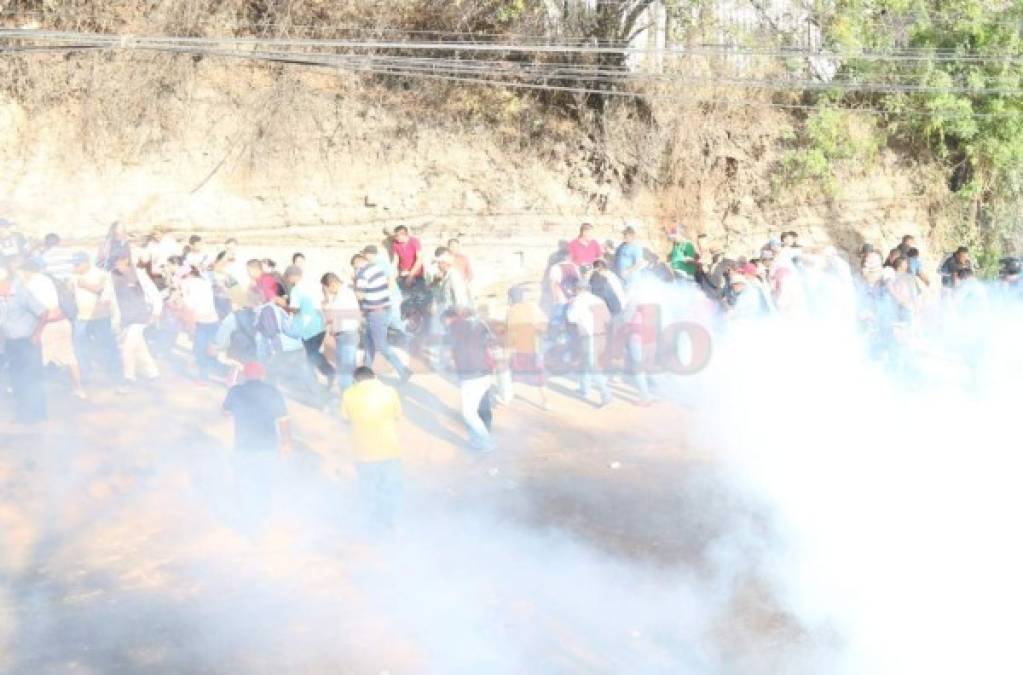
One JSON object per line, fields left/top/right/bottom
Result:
{"left": 779, "top": 105, "right": 882, "bottom": 195}
{"left": 819, "top": 0, "right": 1023, "bottom": 259}
{"left": 494, "top": 0, "right": 527, "bottom": 24}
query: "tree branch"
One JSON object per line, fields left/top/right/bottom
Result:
{"left": 621, "top": 0, "right": 656, "bottom": 40}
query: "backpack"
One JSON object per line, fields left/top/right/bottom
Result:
{"left": 48, "top": 274, "right": 79, "bottom": 322}
{"left": 227, "top": 308, "right": 259, "bottom": 363}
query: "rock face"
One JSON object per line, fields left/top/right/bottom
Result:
{"left": 1, "top": 56, "right": 942, "bottom": 297}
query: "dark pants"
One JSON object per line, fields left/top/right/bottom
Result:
{"left": 302, "top": 331, "right": 335, "bottom": 382}
{"left": 7, "top": 337, "right": 46, "bottom": 423}
{"left": 194, "top": 322, "right": 228, "bottom": 380}
{"left": 73, "top": 317, "right": 123, "bottom": 382}
{"left": 335, "top": 331, "right": 359, "bottom": 393}
{"left": 478, "top": 388, "right": 493, "bottom": 431}
{"left": 364, "top": 310, "right": 408, "bottom": 378}
{"left": 356, "top": 459, "right": 403, "bottom": 534}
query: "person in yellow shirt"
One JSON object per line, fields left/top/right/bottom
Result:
{"left": 341, "top": 366, "right": 403, "bottom": 533}
{"left": 504, "top": 285, "right": 550, "bottom": 411}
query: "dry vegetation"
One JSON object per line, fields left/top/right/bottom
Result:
{"left": 0, "top": 0, "right": 951, "bottom": 255}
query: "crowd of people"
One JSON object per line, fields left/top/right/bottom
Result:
{"left": 1, "top": 215, "right": 1018, "bottom": 529}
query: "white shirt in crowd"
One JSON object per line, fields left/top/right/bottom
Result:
{"left": 71, "top": 266, "right": 115, "bottom": 320}
{"left": 180, "top": 275, "right": 219, "bottom": 324}
{"left": 566, "top": 291, "right": 610, "bottom": 336}
{"left": 26, "top": 272, "right": 58, "bottom": 310}
{"left": 324, "top": 285, "right": 361, "bottom": 334}
{"left": 147, "top": 235, "right": 180, "bottom": 271}
{"left": 42, "top": 246, "right": 77, "bottom": 282}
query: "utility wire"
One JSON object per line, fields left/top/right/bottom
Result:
{"left": 3, "top": 30, "right": 1023, "bottom": 118}
{"left": 7, "top": 34, "right": 1023, "bottom": 98}
{"left": 6, "top": 29, "right": 1023, "bottom": 64}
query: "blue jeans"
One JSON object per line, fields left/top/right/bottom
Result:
{"left": 73, "top": 317, "right": 123, "bottom": 382}
{"left": 460, "top": 375, "right": 494, "bottom": 450}
{"left": 578, "top": 333, "right": 610, "bottom": 401}
{"left": 627, "top": 333, "right": 650, "bottom": 401}
{"left": 334, "top": 331, "right": 358, "bottom": 393}
{"left": 389, "top": 284, "right": 406, "bottom": 334}
{"left": 7, "top": 338, "right": 46, "bottom": 423}
{"left": 356, "top": 459, "right": 403, "bottom": 533}
{"left": 194, "top": 322, "right": 228, "bottom": 380}
{"left": 364, "top": 310, "right": 409, "bottom": 379}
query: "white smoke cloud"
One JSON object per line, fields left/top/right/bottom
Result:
{"left": 3, "top": 270, "right": 1021, "bottom": 674}
{"left": 673, "top": 289, "right": 1023, "bottom": 675}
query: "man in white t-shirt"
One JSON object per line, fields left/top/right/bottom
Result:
{"left": 322, "top": 271, "right": 361, "bottom": 394}
{"left": 565, "top": 278, "right": 612, "bottom": 407}
{"left": 28, "top": 257, "right": 85, "bottom": 398}
{"left": 181, "top": 268, "right": 228, "bottom": 382}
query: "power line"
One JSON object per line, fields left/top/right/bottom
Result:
{"left": 3, "top": 30, "right": 1023, "bottom": 118}
{"left": 8, "top": 36, "right": 1023, "bottom": 99}
{"left": 6, "top": 29, "right": 1023, "bottom": 64}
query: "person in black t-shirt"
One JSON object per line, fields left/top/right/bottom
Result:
{"left": 444, "top": 308, "right": 497, "bottom": 452}
{"left": 223, "top": 362, "right": 292, "bottom": 454}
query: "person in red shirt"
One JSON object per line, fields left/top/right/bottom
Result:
{"left": 390, "top": 225, "right": 424, "bottom": 290}
{"left": 447, "top": 238, "right": 474, "bottom": 285}
{"left": 246, "top": 259, "right": 283, "bottom": 303}
{"left": 566, "top": 223, "right": 603, "bottom": 270}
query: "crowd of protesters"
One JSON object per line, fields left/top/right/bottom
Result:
{"left": 2, "top": 215, "right": 1020, "bottom": 528}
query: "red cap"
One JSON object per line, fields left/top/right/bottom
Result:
{"left": 243, "top": 362, "right": 266, "bottom": 381}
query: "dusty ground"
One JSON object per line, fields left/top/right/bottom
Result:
{"left": 0, "top": 334, "right": 831, "bottom": 674}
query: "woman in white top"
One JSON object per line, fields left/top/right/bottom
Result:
{"left": 321, "top": 272, "right": 361, "bottom": 393}
{"left": 180, "top": 267, "right": 228, "bottom": 381}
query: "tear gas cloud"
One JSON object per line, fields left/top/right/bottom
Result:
{"left": 2, "top": 273, "right": 1022, "bottom": 674}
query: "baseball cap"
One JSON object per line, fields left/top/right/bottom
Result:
{"left": 243, "top": 362, "right": 266, "bottom": 381}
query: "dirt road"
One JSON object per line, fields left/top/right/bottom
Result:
{"left": 0, "top": 353, "right": 823, "bottom": 674}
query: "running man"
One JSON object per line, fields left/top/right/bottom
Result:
{"left": 341, "top": 366, "right": 404, "bottom": 534}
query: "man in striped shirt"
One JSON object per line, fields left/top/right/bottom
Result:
{"left": 40, "top": 233, "right": 77, "bottom": 282}
{"left": 353, "top": 253, "right": 411, "bottom": 383}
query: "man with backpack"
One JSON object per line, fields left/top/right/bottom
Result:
{"left": 111, "top": 252, "right": 162, "bottom": 384}
{"left": 213, "top": 301, "right": 260, "bottom": 386}
{"left": 1, "top": 256, "right": 51, "bottom": 423}
{"left": 251, "top": 291, "right": 322, "bottom": 402}
{"left": 32, "top": 254, "right": 85, "bottom": 399}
